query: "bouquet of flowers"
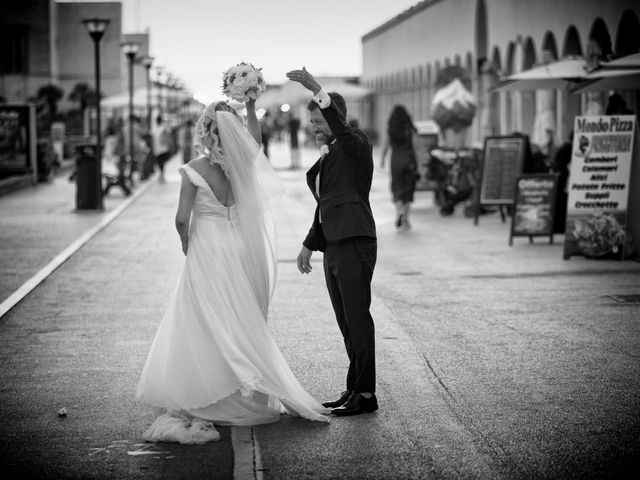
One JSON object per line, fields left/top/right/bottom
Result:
{"left": 222, "top": 62, "right": 266, "bottom": 103}
{"left": 573, "top": 211, "right": 627, "bottom": 257}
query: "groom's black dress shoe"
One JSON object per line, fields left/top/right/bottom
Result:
{"left": 331, "top": 393, "right": 378, "bottom": 416}
{"left": 322, "top": 390, "right": 353, "bottom": 409}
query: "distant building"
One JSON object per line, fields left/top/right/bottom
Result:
{"left": 361, "top": 0, "right": 640, "bottom": 146}
{"left": 0, "top": 0, "right": 150, "bottom": 112}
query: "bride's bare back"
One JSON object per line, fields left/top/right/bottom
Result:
{"left": 188, "top": 156, "right": 235, "bottom": 207}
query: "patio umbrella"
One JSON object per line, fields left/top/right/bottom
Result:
{"left": 102, "top": 86, "right": 193, "bottom": 109}
{"left": 571, "top": 53, "right": 640, "bottom": 93}
{"left": 490, "top": 58, "right": 587, "bottom": 92}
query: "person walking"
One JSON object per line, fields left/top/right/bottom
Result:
{"left": 136, "top": 99, "right": 329, "bottom": 445}
{"left": 102, "top": 118, "right": 132, "bottom": 197}
{"left": 152, "top": 115, "right": 171, "bottom": 183}
{"left": 380, "top": 105, "right": 418, "bottom": 230}
{"left": 288, "top": 112, "right": 301, "bottom": 169}
{"left": 180, "top": 119, "right": 194, "bottom": 164}
{"left": 287, "top": 67, "right": 378, "bottom": 416}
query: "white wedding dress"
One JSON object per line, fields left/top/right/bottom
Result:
{"left": 136, "top": 158, "right": 329, "bottom": 444}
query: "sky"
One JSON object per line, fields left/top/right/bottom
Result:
{"left": 111, "top": 0, "right": 421, "bottom": 101}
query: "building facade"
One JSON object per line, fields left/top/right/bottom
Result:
{"left": 361, "top": 0, "right": 640, "bottom": 147}
{"left": 0, "top": 0, "right": 150, "bottom": 112}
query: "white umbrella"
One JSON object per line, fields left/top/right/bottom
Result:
{"left": 490, "top": 58, "right": 587, "bottom": 92}
{"left": 597, "top": 52, "right": 640, "bottom": 70}
{"left": 571, "top": 53, "right": 640, "bottom": 93}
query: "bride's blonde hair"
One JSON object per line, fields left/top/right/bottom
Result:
{"left": 194, "top": 101, "right": 240, "bottom": 163}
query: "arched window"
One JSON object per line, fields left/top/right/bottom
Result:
{"left": 541, "top": 31, "right": 559, "bottom": 62}
{"left": 588, "top": 18, "right": 612, "bottom": 59}
{"left": 491, "top": 46, "right": 502, "bottom": 75}
{"left": 615, "top": 9, "right": 640, "bottom": 56}
{"left": 505, "top": 41, "right": 516, "bottom": 75}
{"left": 562, "top": 25, "right": 583, "bottom": 57}
{"left": 523, "top": 37, "right": 537, "bottom": 70}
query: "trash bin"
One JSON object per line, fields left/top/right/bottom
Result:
{"left": 75, "top": 144, "right": 102, "bottom": 210}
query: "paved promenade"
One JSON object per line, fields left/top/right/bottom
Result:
{"left": 0, "top": 141, "right": 639, "bottom": 479}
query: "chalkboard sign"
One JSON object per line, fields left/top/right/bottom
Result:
{"left": 479, "top": 136, "right": 527, "bottom": 204}
{"left": 509, "top": 174, "right": 558, "bottom": 246}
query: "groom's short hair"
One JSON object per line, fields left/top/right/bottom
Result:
{"left": 308, "top": 92, "right": 347, "bottom": 121}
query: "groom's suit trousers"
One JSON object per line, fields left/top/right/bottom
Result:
{"left": 323, "top": 236, "right": 377, "bottom": 393}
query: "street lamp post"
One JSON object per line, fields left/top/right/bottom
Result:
{"left": 121, "top": 41, "right": 139, "bottom": 185}
{"left": 81, "top": 17, "right": 110, "bottom": 210}
{"left": 139, "top": 55, "right": 154, "bottom": 131}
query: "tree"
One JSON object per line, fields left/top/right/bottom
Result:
{"left": 36, "top": 84, "right": 65, "bottom": 121}
{"left": 68, "top": 82, "right": 96, "bottom": 117}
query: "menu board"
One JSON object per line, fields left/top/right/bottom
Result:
{"left": 510, "top": 174, "right": 558, "bottom": 245}
{"left": 563, "top": 115, "right": 636, "bottom": 259}
{"left": 479, "top": 136, "right": 527, "bottom": 204}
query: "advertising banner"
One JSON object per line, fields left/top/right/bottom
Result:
{"left": 563, "top": 115, "right": 636, "bottom": 259}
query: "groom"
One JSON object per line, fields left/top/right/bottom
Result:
{"left": 287, "top": 67, "right": 378, "bottom": 416}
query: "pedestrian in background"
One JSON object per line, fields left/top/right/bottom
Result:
{"left": 102, "top": 118, "right": 132, "bottom": 197}
{"left": 552, "top": 130, "right": 573, "bottom": 234}
{"left": 126, "top": 115, "right": 146, "bottom": 185}
{"left": 261, "top": 110, "right": 273, "bottom": 159}
{"left": 152, "top": 115, "right": 171, "bottom": 183}
{"left": 380, "top": 105, "right": 418, "bottom": 230}
{"left": 180, "top": 119, "right": 194, "bottom": 164}
{"left": 288, "top": 112, "right": 301, "bottom": 169}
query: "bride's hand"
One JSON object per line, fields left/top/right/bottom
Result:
{"left": 296, "top": 246, "right": 313, "bottom": 274}
{"left": 286, "top": 67, "right": 321, "bottom": 95}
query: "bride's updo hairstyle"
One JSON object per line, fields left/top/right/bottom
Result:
{"left": 194, "top": 101, "right": 240, "bottom": 163}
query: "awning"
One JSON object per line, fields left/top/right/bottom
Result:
{"left": 101, "top": 87, "right": 193, "bottom": 109}
{"left": 490, "top": 58, "right": 587, "bottom": 92}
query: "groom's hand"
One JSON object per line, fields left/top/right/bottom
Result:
{"left": 286, "top": 67, "right": 321, "bottom": 95}
{"left": 297, "top": 246, "right": 313, "bottom": 274}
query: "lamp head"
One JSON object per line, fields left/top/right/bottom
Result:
{"left": 121, "top": 41, "right": 140, "bottom": 60}
{"left": 82, "top": 17, "right": 110, "bottom": 42}
{"left": 140, "top": 55, "right": 154, "bottom": 69}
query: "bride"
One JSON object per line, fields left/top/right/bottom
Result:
{"left": 136, "top": 98, "right": 329, "bottom": 444}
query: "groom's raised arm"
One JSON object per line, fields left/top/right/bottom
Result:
{"left": 286, "top": 67, "right": 369, "bottom": 160}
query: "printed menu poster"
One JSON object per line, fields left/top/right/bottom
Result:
{"left": 563, "top": 115, "right": 636, "bottom": 259}
{"left": 511, "top": 174, "right": 558, "bottom": 240}
{"left": 0, "top": 106, "right": 30, "bottom": 171}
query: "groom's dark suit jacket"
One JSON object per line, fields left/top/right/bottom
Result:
{"left": 303, "top": 100, "right": 376, "bottom": 252}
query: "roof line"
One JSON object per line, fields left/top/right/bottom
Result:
{"left": 361, "top": 0, "right": 444, "bottom": 42}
